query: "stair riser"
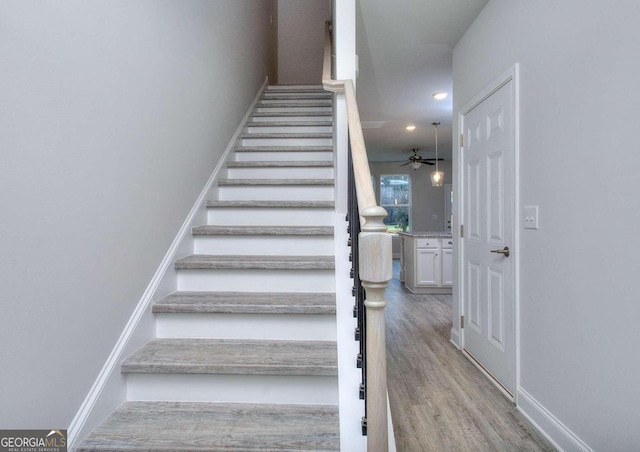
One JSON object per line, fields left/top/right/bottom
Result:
{"left": 251, "top": 115, "right": 331, "bottom": 122}
{"left": 266, "top": 85, "right": 325, "bottom": 91}
{"left": 240, "top": 137, "right": 332, "bottom": 147}
{"left": 262, "top": 92, "right": 330, "bottom": 98}
{"left": 263, "top": 93, "right": 329, "bottom": 97}
{"left": 235, "top": 150, "right": 333, "bottom": 162}
{"left": 126, "top": 374, "right": 338, "bottom": 405}
{"left": 227, "top": 166, "right": 333, "bottom": 179}
{"left": 194, "top": 235, "right": 334, "bottom": 255}
{"left": 156, "top": 313, "right": 336, "bottom": 341}
{"left": 218, "top": 185, "right": 334, "bottom": 201}
{"left": 255, "top": 106, "right": 332, "bottom": 113}
{"left": 246, "top": 125, "right": 332, "bottom": 133}
{"left": 260, "top": 99, "right": 332, "bottom": 105}
{"left": 177, "top": 269, "right": 335, "bottom": 292}
{"left": 207, "top": 207, "right": 334, "bottom": 226}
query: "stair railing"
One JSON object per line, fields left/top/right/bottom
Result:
{"left": 323, "top": 20, "right": 392, "bottom": 452}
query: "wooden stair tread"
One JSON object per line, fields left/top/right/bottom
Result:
{"left": 174, "top": 255, "right": 335, "bottom": 270}
{"left": 191, "top": 225, "right": 333, "bottom": 236}
{"left": 121, "top": 338, "right": 338, "bottom": 376}
{"left": 153, "top": 291, "right": 336, "bottom": 314}
{"left": 205, "top": 200, "right": 334, "bottom": 208}
{"left": 75, "top": 401, "right": 339, "bottom": 451}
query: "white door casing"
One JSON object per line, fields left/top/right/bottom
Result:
{"left": 460, "top": 72, "right": 518, "bottom": 397}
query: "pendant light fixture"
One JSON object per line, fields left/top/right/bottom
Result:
{"left": 430, "top": 121, "right": 444, "bottom": 187}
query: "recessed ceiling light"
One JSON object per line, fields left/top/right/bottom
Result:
{"left": 433, "top": 92, "right": 448, "bottom": 100}
{"left": 405, "top": 125, "right": 416, "bottom": 131}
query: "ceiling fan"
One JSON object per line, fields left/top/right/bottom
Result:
{"left": 401, "top": 148, "right": 443, "bottom": 169}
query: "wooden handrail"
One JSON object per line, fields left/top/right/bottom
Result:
{"left": 323, "top": 20, "right": 391, "bottom": 452}
{"left": 322, "top": 22, "right": 343, "bottom": 94}
{"left": 322, "top": 22, "right": 377, "bottom": 225}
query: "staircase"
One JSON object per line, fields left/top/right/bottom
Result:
{"left": 75, "top": 86, "right": 342, "bottom": 451}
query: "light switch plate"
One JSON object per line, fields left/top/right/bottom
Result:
{"left": 524, "top": 206, "right": 539, "bottom": 229}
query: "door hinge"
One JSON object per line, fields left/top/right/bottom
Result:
{"left": 460, "top": 225, "right": 464, "bottom": 238}
{"left": 460, "top": 315, "right": 465, "bottom": 328}
{"left": 460, "top": 134, "right": 464, "bottom": 147}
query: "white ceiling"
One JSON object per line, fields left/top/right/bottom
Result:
{"left": 355, "top": 0, "right": 489, "bottom": 162}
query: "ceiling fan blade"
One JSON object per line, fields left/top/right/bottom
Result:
{"left": 400, "top": 161, "right": 411, "bottom": 166}
{"left": 418, "top": 158, "right": 445, "bottom": 162}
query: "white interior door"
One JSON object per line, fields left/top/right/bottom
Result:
{"left": 462, "top": 80, "right": 516, "bottom": 395}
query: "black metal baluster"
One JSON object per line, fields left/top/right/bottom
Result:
{"left": 347, "top": 138, "right": 367, "bottom": 436}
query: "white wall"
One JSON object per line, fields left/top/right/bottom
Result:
{"left": 453, "top": 1, "right": 640, "bottom": 449}
{"left": 278, "top": 0, "right": 331, "bottom": 84}
{"left": 0, "top": 0, "right": 276, "bottom": 429}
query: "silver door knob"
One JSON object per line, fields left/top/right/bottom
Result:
{"left": 490, "top": 246, "right": 510, "bottom": 257}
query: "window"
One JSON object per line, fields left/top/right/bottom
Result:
{"left": 380, "top": 174, "right": 411, "bottom": 232}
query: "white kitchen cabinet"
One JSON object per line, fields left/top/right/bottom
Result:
{"left": 415, "top": 240, "right": 440, "bottom": 286}
{"left": 399, "top": 233, "right": 453, "bottom": 294}
{"left": 416, "top": 249, "right": 440, "bottom": 286}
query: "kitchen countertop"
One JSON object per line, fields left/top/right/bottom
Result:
{"left": 398, "top": 231, "right": 453, "bottom": 238}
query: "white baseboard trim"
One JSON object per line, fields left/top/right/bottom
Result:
{"left": 450, "top": 327, "right": 461, "bottom": 349}
{"left": 67, "top": 77, "right": 268, "bottom": 448}
{"left": 517, "top": 387, "right": 592, "bottom": 452}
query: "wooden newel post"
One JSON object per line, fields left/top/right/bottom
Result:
{"left": 359, "top": 206, "right": 392, "bottom": 452}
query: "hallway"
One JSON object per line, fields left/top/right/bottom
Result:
{"left": 386, "top": 260, "right": 554, "bottom": 451}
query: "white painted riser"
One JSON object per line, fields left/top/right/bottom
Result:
{"left": 263, "top": 93, "right": 329, "bottom": 99}
{"left": 194, "top": 235, "right": 334, "bottom": 256}
{"left": 256, "top": 106, "right": 331, "bottom": 113}
{"left": 218, "top": 185, "right": 334, "bottom": 201}
{"left": 177, "top": 269, "right": 336, "bottom": 292}
{"left": 126, "top": 374, "right": 338, "bottom": 405}
{"left": 240, "top": 137, "right": 333, "bottom": 147}
{"left": 260, "top": 100, "right": 331, "bottom": 105}
{"left": 226, "top": 167, "right": 333, "bottom": 179}
{"left": 266, "top": 85, "right": 325, "bottom": 91}
{"left": 156, "top": 313, "right": 336, "bottom": 341}
{"left": 235, "top": 150, "right": 333, "bottom": 162}
{"left": 263, "top": 91, "right": 329, "bottom": 96}
{"left": 246, "top": 125, "right": 332, "bottom": 133}
{"left": 263, "top": 91, "right": 329, "bottom": 97}
{"left": 207, "top": 208, "right": 334, "bottom": 226}
{"left": 251, "top": 115, "right": 331, "bottom": 122}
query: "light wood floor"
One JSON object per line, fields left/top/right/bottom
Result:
{"left": 386, "top": 260, "right": 554, "bottom": 451}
